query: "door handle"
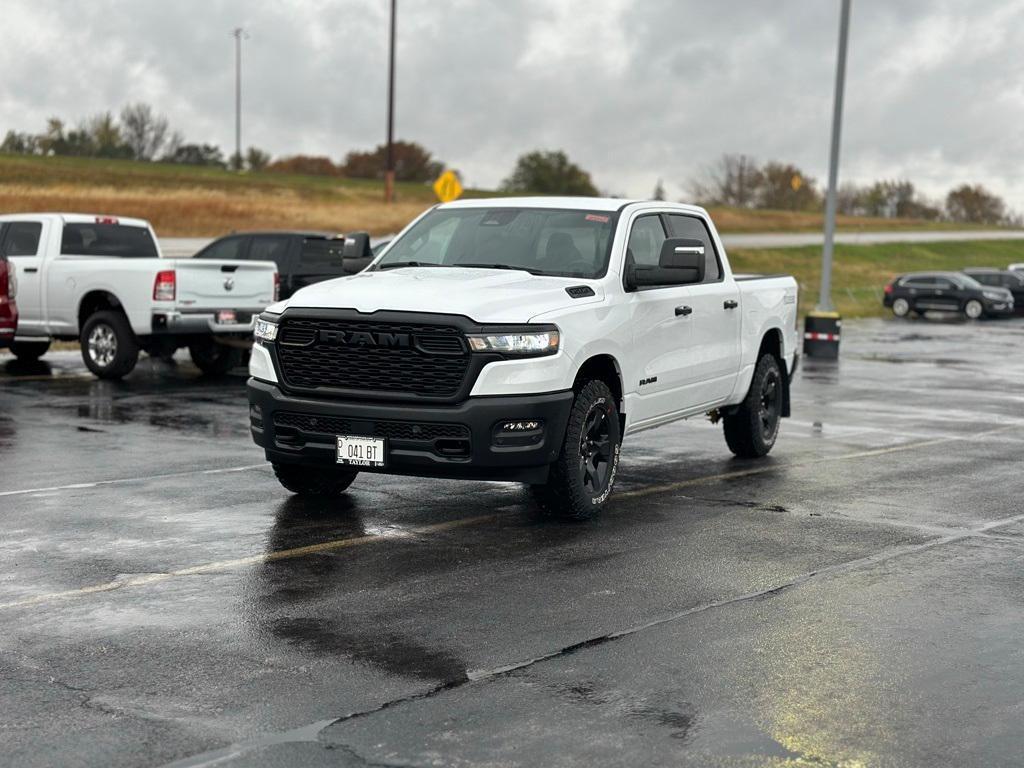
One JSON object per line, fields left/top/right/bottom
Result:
{"left": 675, "top": 305, "right": 693, "bottom": 317}
{"left": 24, "top": 267, "right": 38, "bottom": 274}
{"left": 723, "top": 299, "right": 738, "bottom": 309}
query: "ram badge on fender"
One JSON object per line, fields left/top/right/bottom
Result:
{"left": 247, "top": 197, "right": 800, "bottom": 520}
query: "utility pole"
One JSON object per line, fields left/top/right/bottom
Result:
{"left": 231, "top": 27, "right": 248, "bottom": 172}
{"left": 817, "top": 0, "right": 851, "bottom": 312}
{"left": 805, "top": 0, "right": 851, "bottom": 359}
{"left": 384, "top": 0, "right": 397, "bottom": 203}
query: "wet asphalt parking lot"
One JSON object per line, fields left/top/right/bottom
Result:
{"left": 1, "top": 316, "right": 1023, "bottom": 768}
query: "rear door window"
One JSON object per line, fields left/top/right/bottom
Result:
{"left": 666, "top": 214, "right": 721, "bottom": 282}
{"left": 249, "top": 236, "right": 292, "bottom": 269}
{"left": 61, "top": 223, "right": 157, "bottom": 258}
{"left": 2, "top": 221, "right": 43, "bottom": 257}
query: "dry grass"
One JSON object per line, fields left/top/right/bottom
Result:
{"left": 0, "top": 183, "right": 428, "bottom": 236}
{"left": 0, "top": 153, "right": 993, "bottom": 238}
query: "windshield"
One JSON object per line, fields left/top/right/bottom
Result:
{"left": 957, "top": 275, "right": 984, "bottom": 290}
{"left": 375, "top": 207, "right": 618, "bottom": 278}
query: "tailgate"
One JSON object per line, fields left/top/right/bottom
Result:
{"left": 171, "top": 259, "right": 276, "bottom": 310}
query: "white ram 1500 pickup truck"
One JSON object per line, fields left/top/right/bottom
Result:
{"left": 1, "top": 213, "right": 278, "bottom": 379}
{"left": 248, "top": 198, "right": 799, "bottom": 519}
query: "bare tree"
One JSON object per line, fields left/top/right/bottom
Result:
{"left": 120, "top": 103, "right": 170, "bottom": 161}
{"left": 688, "top": 154, "right": 763, "bottom": 207}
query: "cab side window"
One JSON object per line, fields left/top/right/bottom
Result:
{"left": 666, "top": 214, "right": 721, "bottom": 282}
{"left": 249, "top": 236, "right": 291, "bottom": 269}
{"left": 1, "top": 221, "right": 43, "bottom": 256}
{"left": 197, "top": 235, "right": 247, "bottom": 261}
{"left": 626, "top": 215, "right": 667, "bottom": 268}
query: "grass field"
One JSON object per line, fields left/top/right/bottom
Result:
{"left": 0, "top": 153, "right": 992, "bottom": 237}
{"left": 730, "top": 239, "right": 1024, "bottom": 317}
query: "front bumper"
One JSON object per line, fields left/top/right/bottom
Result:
{"left": 248, "top": 378, "right": 574, "bottom": 484}
{"left": 983, "top": 301, "right": 1014, "bottom": 317}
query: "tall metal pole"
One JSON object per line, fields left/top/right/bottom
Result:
{"left": 232, "top": 27, "right": 246, "bottom": 172}
{"left": 817, "top": 0, "right": 851, "bottom": 312}
{"left": 384, "top": 0, "right": 397, "bottom": 203}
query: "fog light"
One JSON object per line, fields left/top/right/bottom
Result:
{"left": 492, "top": 419, "right": 545, "bottom": 448}
{"left": 249, "top": 404, "right": 263, "bottom": 428}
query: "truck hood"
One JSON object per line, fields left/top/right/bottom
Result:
{"left": 278, "top": 267, "right": 604, "bottom": 322}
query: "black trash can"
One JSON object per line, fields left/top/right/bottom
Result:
{"left": 803, "top": 311, "right": 841, "bottom": 359}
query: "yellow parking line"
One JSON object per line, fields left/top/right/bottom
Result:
{"left": 0, "top": 424, "right": 1015, "bottom": 613}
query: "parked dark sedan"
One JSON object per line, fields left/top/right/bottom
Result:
{"left": 962, "top": 268, "right": 1024, "bottom": 315}
{"left": 193, "top": 231, "right": 374, "bottom": 300}
{"left": 883, "top": 271, "right": 1014, "bottom": 319}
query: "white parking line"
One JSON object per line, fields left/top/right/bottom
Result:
{"left": 0, "top": 464, "right": 267, "bottom": 498}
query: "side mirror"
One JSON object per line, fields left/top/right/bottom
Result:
{"left": 341, "top": 232, "right": 373, "bottom": 274}
{"left": 342, "top": 232, "right": 372, "bottom": 260}
{"left": 628, "top": 238, "right": 706, "bottom": 288}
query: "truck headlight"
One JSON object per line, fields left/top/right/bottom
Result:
{"left": 467, "top": 328, "right": 559, "bottom": 356}
{"left": 254, "top": 318, "right": 278, "bottom": 343}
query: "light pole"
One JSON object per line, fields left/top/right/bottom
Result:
{"left": 384, "top": 0, "right": 397, "bottom": 203}
{"left": 817, "top": 0, "right": 851, "bottom": 312}
{"left": 805, "top": 0, "right": 851, "bottom": 360}
{"left": 231, "top": 27, "right": 249, "bottom": 172}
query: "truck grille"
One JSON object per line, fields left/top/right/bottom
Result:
{"left": 275, "top": 317, "right": 470, "bottom": 398}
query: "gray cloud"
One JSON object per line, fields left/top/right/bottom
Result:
{"left": 2, "top": 0, "right": 1023, "bottom": 208}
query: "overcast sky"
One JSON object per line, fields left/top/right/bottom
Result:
{"left": 3, "top": 0, "right": 1023, "bottom": 209}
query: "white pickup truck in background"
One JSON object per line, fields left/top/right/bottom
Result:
{"left": 248, "top": 197, "right": 799, "bottom": 519}
{"left": 0, "top": 213, "right": 278, "bottom": 379}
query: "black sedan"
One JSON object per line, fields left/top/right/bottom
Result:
{"left": 883, "top": 271, "right": 1014, "bottom": 319}
{"left": 962, "top": 268, "right": 1024, "bottom": 315}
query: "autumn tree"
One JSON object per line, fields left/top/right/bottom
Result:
{"left": 500, "top": 150, "right": 599, "bottom": 196}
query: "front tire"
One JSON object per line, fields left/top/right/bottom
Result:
{"left": 532, "top": 379, "right": 621, "bottom": 521}
{"left": 81, "top": 311, "right": 139, "bottom": 380}
{"left": 723, "top": 353, "right": 783, "bottom": 458}
{"left": 10, "top": 339, "right": 51, "bottom": 361}
{"left": 892, "top": 297, "right": 910, "bottom": 317}
{"left": 963, "top": 299, "right": 983, "bottom": 320}
{"left": 273, "top": 463, "right": 358, "bottom": 497}
{"left": 189, "top": 339, "right": 243, "bottom": 376}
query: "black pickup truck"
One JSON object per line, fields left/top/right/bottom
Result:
{"left": 193, "top": 231, "right": 375, "bottom": 300}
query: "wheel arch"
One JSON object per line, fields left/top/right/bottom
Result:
{"left": 77, "top": 290, "right": 126, "bottom": 334}
{"left": 573, "top": 353, "right": 626, "bottom": 432}
{"left": 757, "top": 327, "right": 791, "bottom": 418}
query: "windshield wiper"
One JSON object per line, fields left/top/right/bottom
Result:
{"left": 456, "top": 263, "right": 543, "bottom": 276}
{"left": 375, "top": 261, "right": 442, "bottom": 271}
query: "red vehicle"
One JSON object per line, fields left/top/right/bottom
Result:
{"left": 0, "top": 238, "right": 17, "bottom": 348}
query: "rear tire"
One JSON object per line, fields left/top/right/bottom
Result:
{"left": 10, "top": 339, "right": 51, "bottom": 361}
{"left": 532, "top": 379, "right": 621, "bottom": 521}
{"left": 892, "top": 297, "right": 910, "bottom": 317}
{"left": 963, "top": 299, "right": 983, "bottom": 320}
{"left": 724, "top": 353, "right": 783, "bottom": 458}
{"left": 189, "top": 339, "right": 243, "bottom": 376}
{"left": 81, "top": 311, "right": 139, "bottom": 380}
{"left": 273, "top": 463, "right": 358, "bottom": 497}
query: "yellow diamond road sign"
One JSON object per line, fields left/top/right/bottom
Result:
{"left": 433, "top": 170, "right": 463, "bottom": 203}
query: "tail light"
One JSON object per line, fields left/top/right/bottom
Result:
{"left": 273, "top": 272, "right": 280, "bottom": 302}
{"left": 153, "top": 269, "right": 176, "bottom": 301}
{"left": 884, "top": 282, "right": 894, "bottom": 295}
{"left": 0, "top": 261, "right": 13, "bottom": 301}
